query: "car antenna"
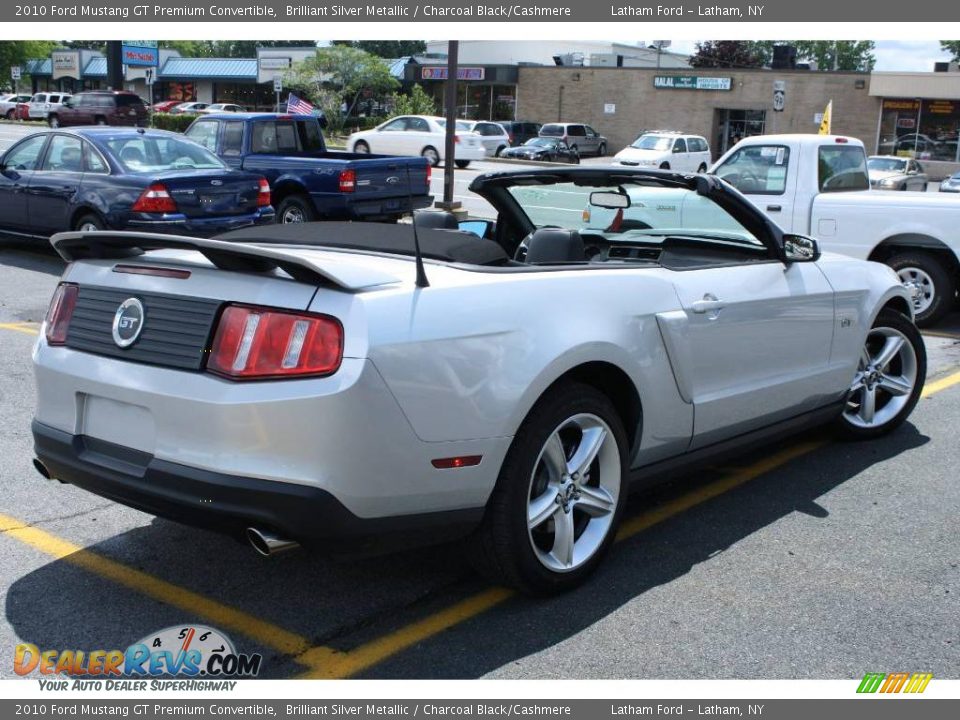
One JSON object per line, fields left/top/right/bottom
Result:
{"left": 405, "top": 164, "right": 430, "bottom": 288}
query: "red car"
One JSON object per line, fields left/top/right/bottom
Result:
{"left": 151, "top": 100, "right": 184, "bottom": 113}
{"left": 14, "top": 102, "right": 30, "bottom": 120}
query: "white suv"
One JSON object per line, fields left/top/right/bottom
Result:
{"left": 614, "top": 132, "right": 711, "bottom": 172}
{"left": 26, "top": 92, "right": 72, "bottom": 121}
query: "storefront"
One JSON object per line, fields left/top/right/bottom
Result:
{"left": 403, "top": 63, "right": 519, "bottom": 121}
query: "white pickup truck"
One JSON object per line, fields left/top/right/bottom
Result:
{"left": 711, "top": 134, "right": 960, "bottom": 326}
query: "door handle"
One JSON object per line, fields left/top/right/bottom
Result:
{"left": 691, "top": 295, "right": 725, "bottom": 315}
{"left": 766, "top": 204, "right": 782, "bottom": 212}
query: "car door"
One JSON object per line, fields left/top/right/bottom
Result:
{"left": 26, "top": 134, "right": 84, "bottom": 235}
{"left": 908, "top": 160, "right": 927, "bottom": 190}
{"left": 372, "top": 117, "right": 408, "bottom": 154}
{"left": 712, "top": 142, "right": 797, "bottom": 231}
{"left": 672, "top": 137, "right": 689, "bottom": 171}
{"left": 404, "top": 116, "right": 434, "bottom": 156}
{"left": 0, "top": 134, "right": 49, "bottom": 233}
{"left": 655, "top": 194, "right": 836, "bottom": 448}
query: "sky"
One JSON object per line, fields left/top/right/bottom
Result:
{"left": 665, "top": 40, "right": 953, "bottom": 71}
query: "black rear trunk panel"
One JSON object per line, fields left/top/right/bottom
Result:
{"left": 66, "top": 286, "right": 220, "bottom": 371}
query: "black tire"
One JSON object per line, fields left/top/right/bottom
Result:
{"left": 275, "top": 195, "right": 317, "bottom": 224}
{"left": 74, "top": 213, "right": 105, "bottom": 232}
{"left": 659, "top": 162, "right": 670, "bottom": 170}
{"left": 495, "top": 145, "right": 506, "bottom": 157}
{"left": 697, "top": 163, "right": 708, "bottom": 173}
{"left": 421, "top": 146, "right": 440, "bottom": 167}
{"left": 47, "top": 114, "right": 59, "bottom": 128}
{"left": 353, "top": 140, "right": 370, "bottom": 154}
{"left": 94, "top": 116, "right": 107, "bottom": 126}
{"left": 597, "top": 143, "right": 607, "bottom": 157}
{"left": 4, "top": 109, "right": 13, "bottom": 120}
{"left": 885, "top": 251, "right": 956, "bottom": 327}
{"left": 835, "top": 309, "right": 926, "bottom": 440}
{"left": 569, "top": 144, "right": 578, "bottom": 156}
{"left": 454, "top": 160, "right": 471, "bottom": 169}
{"left": 469, "top": 382, "right": 629, "bottom": 595}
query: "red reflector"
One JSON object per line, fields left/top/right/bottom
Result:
{"left": 339, "top": 169, "right": 356, "bottom": 193}
{"left": 113, "top": 265, "right": 191, "bottom": 279}
{"left": 431, "top": 455, "right": 483, "bottom": 469}
{"left": 132, "top": 183, "right": 177, "bottom": 213}
{"left": 454, "top": 135, "right": 461, "bottom": 144}
{"left": 426, "top": 164, "right": 432, "bottom": 185}
{"left": 44, "top": 283, "right": 79, "bottom": 346}
{"left": 207, "top": 305, "right": 343, "bottom": 380}
{"left": 257, "top": 177, "right": 271, "bottom": 207}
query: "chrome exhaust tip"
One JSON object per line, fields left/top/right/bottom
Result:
{"left": 245, "top": 527, "right": 298, "bottom": 557}
{"left": 32, "top": 458, "right": 52, "bottom": 480}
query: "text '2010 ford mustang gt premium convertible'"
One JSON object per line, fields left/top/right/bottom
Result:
{"left": 31, "top": 168, "right": 926, "bottom": 594}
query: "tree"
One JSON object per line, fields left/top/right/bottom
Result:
{"left": 332, "top": 41, "right": 427, "bottom": 58}
{"left": 392, "top": 84, "right": 437, "bottom": 116}
{"left": 159, "top": 41, "right": 218, "bottom": 58}
{"left": 942, "top": 41, "right": 960, "bottom": 62}
{"left": 0, "top": 41, "right": 58, "bottom": 92}
{"left": 794, "top": 41, "right": 876, "bottom": 72}
{"left": 284, "top": 46, "right": 399, "bottom": 132}
{"left": 689, "top": 41, "right": 771, "bottom": 69}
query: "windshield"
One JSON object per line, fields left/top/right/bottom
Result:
{"left": 630, "top": 135, "right": 674, "bottom": 151}
{"left": 523, "top": 138, "right": 554, "bottom": 148}
{"left": 436, "top": 120, "right": 472, "bottom": 131}
{"left": 104, "top": 135, "right": 226, "bottom": 173}
{"left": 868, "top": 158, "right": 907, "bottom": 172}
{"left": 507, "top": 181, "right": 760, "bottom": 248}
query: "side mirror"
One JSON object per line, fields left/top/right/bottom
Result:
{"left": 783, "top": 234, "right": 820, "bottom": 263}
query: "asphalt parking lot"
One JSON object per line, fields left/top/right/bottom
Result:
{"left": 1, "top": 239, "right": 959, "bottom": 680}
{"left": 1, "top": 120, "right": 959, "bottom": 681}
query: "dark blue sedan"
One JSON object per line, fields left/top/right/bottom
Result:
{"left": 0, "top": 127, "right": 274, "bottom": 240}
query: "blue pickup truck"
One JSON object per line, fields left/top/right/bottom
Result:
{"left": 184, "top": 113, "right": 433, "bottom": 224}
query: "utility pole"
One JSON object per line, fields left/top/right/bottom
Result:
{"left": 437, "top": 40, "right": 464, "bottom": 218}
{"left": 106, "top": 41, "right": 123, "bottom": 91}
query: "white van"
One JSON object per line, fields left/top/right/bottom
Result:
{"left": 614, "top": 132, "right": 711, "bottom": 172}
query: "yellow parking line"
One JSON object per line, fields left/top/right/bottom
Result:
{"left": 297, "top": 367, "right": 960, "bottom": 679}
{"left": 0, "top": 512, "right": 313, "bottom": 658}
{"left": 0, "top": 322, "right": 39, "bottom": 336}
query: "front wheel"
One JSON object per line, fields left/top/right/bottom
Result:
{"left": 74, "top": 213, "right": 105, "bottom": 232}
{"left": 454, "top": 160, "right": 471, "bottom": 169}
{"left": 421, "top": 146, "right": 440, "bottom": 167}
{"left": 597, "top": 143, "right": 607, "bottom": 157}
{"left": 836, "top": 309, "right": 926, "bottom": 440}
{"left": 697, "top": 163, "right": 708, "bottom": 173}
{"left": 4, "top": 109, "right": 13, "bottom": 120}
{"left": 275, "top": 195, "right": 317, "bottom": 224}
{"left": 469, "top": 382, "right": 628, "bottom": 594}
{"left": 659, "top": 162, "right": 670, "bottom": 170}
{"left": 353, "top": 140, "right": 370, "bottom": 154}
{"left": 47, "top": 114, "right": 60, "bottom": 128}
{"left": 886, "top": 251, "right": 956, "bottom": 327}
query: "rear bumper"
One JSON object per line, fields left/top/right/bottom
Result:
{"left": 33, "top": 421, "right": 483, "bottom": 552}
{"left": 313, "top": 193, "right": 433, "bottom": 220}
{"left": 124, "top": 207, "right": 275, "bottom": 237}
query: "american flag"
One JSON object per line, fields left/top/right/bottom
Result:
{"left": 286, "top": 93, "right": 314, "bottom": 115}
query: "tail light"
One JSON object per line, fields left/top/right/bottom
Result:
{"left": 44, "top": 283, "right": 79, "bottom": 346}
{"left": 507, "top": 132, "right": 514, "bottom": 144}
{"left": 454, "top": 135, "right": 461, "bottom": 144}
{"left": 338, "top": 169, "right": 356, "bottom": 193}
{"left": 132, "top": 183, "right": 177, "bottom": 213}
{"left": 207, "top": 305, "right": 343, "bottom": 380}
{"left": 256, "top": 177, "right": 271, "bottom": 206}
{"left": 425, "top": 164, "right": 432, "bottom": 185}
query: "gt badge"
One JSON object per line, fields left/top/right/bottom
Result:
{"left": 112, "top": 298, "right": 145, "bottom": 348}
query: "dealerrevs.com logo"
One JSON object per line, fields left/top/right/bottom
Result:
{"left": 14, "top": 625, "right": 262, "bottom": 690}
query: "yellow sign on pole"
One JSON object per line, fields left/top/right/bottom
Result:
{"left": 818, "top": 100, "right": 833, "bottom": 135}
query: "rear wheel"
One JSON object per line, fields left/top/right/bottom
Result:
{"left": 598, "top": 143, "right": 607, "bottom": 157}
{"left": 836, "top": 309, "right": 925, "bottom": 439}
{"left": 470, "top": 382, "right": 628, "bottom": 594}
{"left": 353, "top": 140, "right": 370, "bottom": 154}
{"left": 495, "top": 145, "right": 506, "bottom": 157}
{"left": 697, "top": 163, "right": 708, "bottom": 173}
{"left": 4, "top": 109, "right": 13, "bottom": 120}
{"left": 47, "top": 114, "right": 59, "bottom": 128}
{"left": 886, "top": 251, "right": 956, "bottom": 327}
{"left": 659, "top": 162, "right": 670, "bottom": 170}
{"left": 94, "top": 116, "right": 107, "bottom": 126}
{"left": 421, "top": 146, "right": 440, "bottom": 167}
{"left": 74, "top": 213, "right": 105, "bottom": 232}
{"left": 276, "top": 195, "right": 317, "bottom": 224}
{"left": 454, "top": 160, "right": 471, "bottom": 169}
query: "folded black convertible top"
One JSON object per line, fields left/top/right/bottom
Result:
{"left": 216, "top": 222, "right": 509, "bottom": 266}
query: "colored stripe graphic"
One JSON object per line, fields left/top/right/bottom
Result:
{"left": 857, "top": 673, "right": 886, "bottom": 693}
{"left": 857, "top": 672, "right": 932, "bottom": 693}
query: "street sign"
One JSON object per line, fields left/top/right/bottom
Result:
{"left": 11, "top": 66, "right": 21, "bottom": 81}
{"left": 773, "top": 80, "right": 786, "bottom": 112}
{"left": 273, "top": 76, "right": 283, "bottom": 93}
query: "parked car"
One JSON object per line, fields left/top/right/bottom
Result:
{"left": 712, "top": 134, "right": 960, "bottom": 326}
{"left": 151, "top": 100, "right": 184, "bottom": 113}
{"left": 0, "top": 94, "right": 32, "bottom": 120}
{"left": 539, "top": 123, "right": 607, "bottom": 156}
{"left": 867, "top": 156, "right": 928, "bottom": 191}
{"left": 459, "top": 120, "right": 510, "bottom": 157}
{"left": 0, "top": 128, "right": 274, "bottom": 239}
{"left": 346, "top": 114, "right": 486, "bottom": 168}
{"left": 499, "top": 120, "right": 542, "bottom": 147}
{"left": 170, "top": 102, "right": 209, "bottom": 115}
{"left": 47, "top": 91, "right": 148, "bottom": 129}
{"left": 13, "top": 102, "right": 31, "bottom": 121}
{"left": 938, "top": 170, "right": 960, "bottom": 193}
{"left": 25, "top": 92, "right": 72, "bottom": 121}
{"left": 185, "top": 113, "right": 432, "bottom": 223}
{"left": 199, "top": 103, "right": 246, "bottom": 114}
{"left": 614, "top": 132, "right": 711, "bottom": 172}
{"left": 31, "top": 166, "right": 924, "bottom": 594}
{"left": 500, "top": 137, "right": 579, "bottom": 163}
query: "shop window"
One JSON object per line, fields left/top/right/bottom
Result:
{"left": 878, "top": 98, "right": 960, "bottom": 162}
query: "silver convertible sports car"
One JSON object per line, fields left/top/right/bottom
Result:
{"left": 32, "top": 168, "right": 926, "bottom": 594}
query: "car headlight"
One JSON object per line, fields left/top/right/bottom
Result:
{"left": 879, "top": 178, "right": 899, "bottom": 187}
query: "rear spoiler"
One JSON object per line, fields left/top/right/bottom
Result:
{"left": 50, "top": 231, "right": 401, "bottom": 292}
